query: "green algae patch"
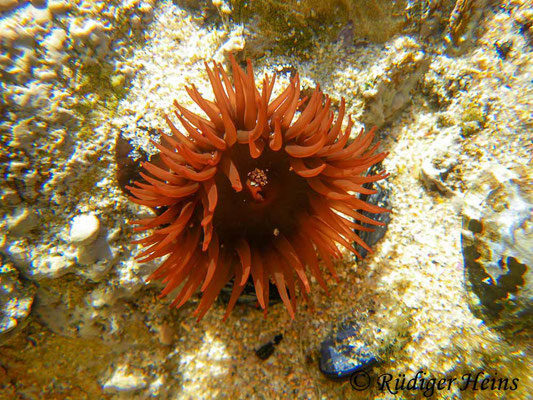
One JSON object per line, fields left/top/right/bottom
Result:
{"left": 233, "top": 0, "right": 409, "bottom": 56}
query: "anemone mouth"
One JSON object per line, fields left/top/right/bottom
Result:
{"left": 212, "top": 143, "right": 311, "bottom": 249}
{"left": 126, "top": 54, "right": 390, "bottom": 321}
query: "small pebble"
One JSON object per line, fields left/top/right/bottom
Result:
{"left": 103, "top": 365, "right": 147, "bottom": 393}
{"left": 70, "top": 214, "right": 100, "bottom": 245}
{"left": 158, "top": 323, "right": 174, "bottom": 346}
{"left": 255, "top": 333, "right": 283, "bottom": 360}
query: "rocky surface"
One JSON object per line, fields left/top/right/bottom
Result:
{"left": 462, "top": 165, "right": 532, "bottom": 338}
{"left": 0, "top": 261, "right": 36, "bottom": 345}
{"left": 0, "top": 0, "right": 531, "bottom": 399}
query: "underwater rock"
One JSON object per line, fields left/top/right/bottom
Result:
{"left": 320, "top": 305, "right": 412, "bottom": 380}
{"left": 445, "top": 0, "right": 488, "bottom": 54}
{"left": 115, "top": 132, "right": 148, "bottom": 197}
{"left": 353, "top": 172, "right": 392, "bottom": 259}
{"left": 319, "top": 323, "right": 379, "bottom": 379}
{"left": 0, "top": 261, "right": 36, "bottom": 344}
{"left": 34, "top": 282, "right": 120, "bottom": 339}
{"left": 361, "top": 37, "right": 430, "bottom": 128}
{"left": 102, "top": 365, "right": 148, "bottom": 393}
{"left": 75, "top": 235, "right": 114, "bottom": 277}
{"left": 461, "top": 165, "right": 532, "bottom": 338}
{"left": 419, "top": 131, "right": 462, "bottom": 197}
{"left": 69, "top": 18, "right": 110, "bottom": 63}
{"left": 42, "top": 27, "right": 68, "bottom": 65}
{"left": 241, "top": 0, "right": 415, "bottom": 58}
{"left": 31, "top": 254, "right": 74, "bottom": 281}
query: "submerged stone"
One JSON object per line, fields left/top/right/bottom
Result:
{"left": 461, "top": 165, "right": 532, "bottom": 338}
{"left": 353, "top": 170, "right": 391, "bottom": 259}
{"left": 319, "top": 324, "right": 379, "bottom": 379}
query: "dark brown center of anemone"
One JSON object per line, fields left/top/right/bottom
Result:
{"left": 212, "top": 143, "right": 310, "bottom": 249}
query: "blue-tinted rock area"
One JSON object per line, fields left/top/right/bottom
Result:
{"left": 319, "top": 324, "right": 379, "bottom": 379}
{"left": 461, "top": 165, "right": 532, "bottom": 339}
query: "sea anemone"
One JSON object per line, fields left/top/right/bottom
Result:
{"left": 127, "top": 55, "right": 389, "bottom": 321}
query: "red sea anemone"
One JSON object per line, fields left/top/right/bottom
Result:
{"left": 127, "top": 55, "right": 389, "bottom": 321}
